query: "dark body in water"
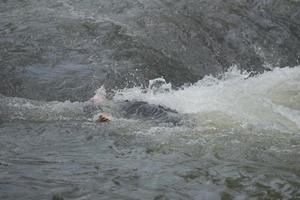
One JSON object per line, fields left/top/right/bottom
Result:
{"left": 120, "top": 100, "right": 180, "bottom": 124}
{"left": 0, "top": 94, "right": 180, "bottom": 124}
{"left": 1, "top": 1, "right": 300, "bottom": 200}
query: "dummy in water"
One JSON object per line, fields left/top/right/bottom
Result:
{"left": 0, "top": 93, "right": 180, "bottom": 125}
{"left": 90, "top": 93, "right": 180, "bottom": 124}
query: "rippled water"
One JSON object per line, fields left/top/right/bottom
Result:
{"left": 1, "top": 67, "right": 300, "bottom": 200}
{"left": 1, "top": 0, "right": 300, "bottom": 199}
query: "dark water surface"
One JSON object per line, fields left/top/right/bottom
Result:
{"left": 1, "top": 0, "right": 300, "bottom": 199}
{"left": 1, "top": 0, "right": 300, "bottom": 101}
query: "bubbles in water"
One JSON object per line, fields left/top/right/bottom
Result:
{"left": 1, "top": 66, "right": 299, "bottom": 133}
{"left": 114, "top": 66, "right": 300, "bottom": 132}
{"left": 149, "top": 77, "right": 172, "bottom": 94}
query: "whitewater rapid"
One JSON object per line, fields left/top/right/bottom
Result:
{"left": 114, "top": 66, "right": 300, "bottom": 133}
{"left": 1, "top": 66, "right": 299, "bottom": 134}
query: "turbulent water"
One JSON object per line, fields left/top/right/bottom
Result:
{"left": 1, "top": 0, "right": 300, "bottom": 200}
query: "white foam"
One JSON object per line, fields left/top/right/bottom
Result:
{"left": 113, "top": 66, "right": 300, "bottom": 132}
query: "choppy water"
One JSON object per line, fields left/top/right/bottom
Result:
{"left": 1, "top": 0, "right": 300, "bottom": 200}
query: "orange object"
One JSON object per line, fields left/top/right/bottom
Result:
{"left": 97, "top": 113, "right": 110, "bottom": 123}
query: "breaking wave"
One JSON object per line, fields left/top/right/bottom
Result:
{"left": 114, "top": 66, "right": 300, "bottom": 132}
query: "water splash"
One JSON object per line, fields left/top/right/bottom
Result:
{"left": 114, "top": 66, "right": 300, "bottom": 132}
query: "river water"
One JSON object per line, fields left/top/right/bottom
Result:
{"left": 1, "top": 0, "right": 300, "bottom": 199}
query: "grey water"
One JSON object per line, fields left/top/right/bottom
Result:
{"left": 1, "top": 0, "right": 300, "bottom": 199}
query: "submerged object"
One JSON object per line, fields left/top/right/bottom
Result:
{"left": 97, "top": 113, "right": 110, "bottom": 123}
{"left": 120, "top": 101, "right": 180, "bottom": 125}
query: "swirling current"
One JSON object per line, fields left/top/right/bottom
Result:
{"left": 1, "top": 0, "right": 300, "bottom": 200}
